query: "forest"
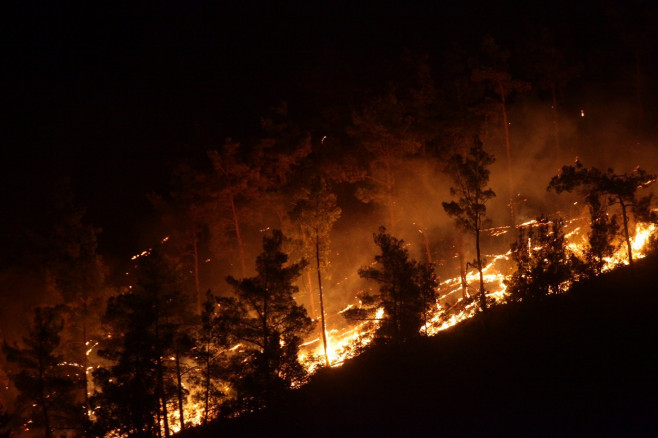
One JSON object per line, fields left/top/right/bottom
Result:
{"left": 2, "top": 1, "right": 658, "bottom": 437}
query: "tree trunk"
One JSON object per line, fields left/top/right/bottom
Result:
{"left": 82, "top": 312, "right": 94, "bottom": 437}
{"left": 193, "top": 234, "right": 202, "bottom": 315}
{"left": 229, "top": 191, "right": 247, "bottom": 278}
{"left": 421, "top": 229, "right": 432, "bottom": 264}
{"left": 499, "top": 80, "right": 516, "bottom": 227}
{"left": 300, "top": 226, "right": 323, "bottom": 346}
{"left": 315, "top": 229, "right": 330, "bottom": 367}
{"left": 619, "top": 197, "right": 634, "bottom": 266}
{"left": 458, "top": 232, "right": 468, "bottom": 299}
{"left": 385, "top": 153, "right": 396, "bottom": 232}
{"left": 154, "top": 307, "right": 170, "bottom": 438}
{"left": 203, "top": 342, "right": 211, "bottom": 425}
{"left": 262, "top": 282, "right": 271, "bottom": 392}
{"left": 475, "top": 225, "right": 487, "bottom": 312}
{"left": 175, "top": 351, "right": 185, "bottom": 431}
{"left": 156, "top": 356, "right": 170, "bottom": 437}
{"left": 37, "top": 352, "right": 52, "bottom": 438}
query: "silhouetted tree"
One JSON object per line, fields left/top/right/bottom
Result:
{"left": 3, "top": 306, "right": 82, "bottom": 438}
{"left": 220, "top": 230, "right": 313, "bottom": 412}
{"left": 442, "top": 136, "right": 496, "bottom": 312}
{"left": 506, "top": 217, "right": 583, "bottom": 301}
{"left": 0, "top": 405, "right": 10, "bottom": 438}
{"left": 48, "top": 204, "right": 106, "bottom": 433}
{"left": 91, "top": 291, "right": 160, "bottom": 438}
{"left": 471, "top": 35, "right": 530, "bottom": 225}
{"left": 207, "top": 139, "right": 258, "bottom": 278}
{"left": 585, "top": 195, "right": 619, "bottom": 275}
{"left": 150, "top": 162, "right": 214, "bottom": 315}
{"left": 345, "top": 227, "right": 438, "bottom": 344}
{"left": 548, "top": 160, "right": 656, "bottom": 267}
{"left": 92, "top": 246, "right": 193, "bottom": 437}
{"left": 349, "top": 88, "right": 423, "bottom": 231}
{"left": 190, "top": 290, "right": 230, "bottom": 425}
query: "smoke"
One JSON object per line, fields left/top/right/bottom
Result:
{"left": 311, "top": 79, "right": 658, "bottom": 332}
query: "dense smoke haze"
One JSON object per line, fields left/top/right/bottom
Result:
{"left": 2, "top": 0, "right": 658, "bottom": 435}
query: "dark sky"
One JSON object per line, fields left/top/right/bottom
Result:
{"left": 1, "top": 0, "right": 655, "bottom": 261}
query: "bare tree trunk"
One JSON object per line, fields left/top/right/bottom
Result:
{"left": 306, "top": 269, "right": 318, "bottom": 319}
{"left": 619, "top": 197, "right": 634, "bottom": 266}
{"left": 458, "top": 232, "right": 468, "bottom": 299}
{"left": 193, "top": 235, "right": 201, "bottom": 315}
{"left": 229, "top": 191, "right": 247, "bottom": 278}
{"left": 175, "top": 351, "right": 185, "bottom": 431}
{"left": 154, "top": 306, "right": 170, "bottom": 438}
{"left": 499, "top": 81, "right": 516, "bottom": 227}
{"left": 203, "top": 340, "right": 211, "bottom": 425}
{"left": 156, "top": 357, "right": 170, "bottom": 437}
{"left": 156, "top": 399, "right": 162, "bottom": 438}
{"left": 300, "top": 227, "right": 319, "bottom": 320}
{"left": 421, "top": 229, "right": 432, "bottom": 264}
{"left": 315, "top": 229, "right": 330, "bottom": 367}
{"left": 475, "top": 225, "right": 487, "bottom": 312}
{"left": 385, "top": 153, "right": 396, "bottom": 232}
{"left": 262, "top": 281, "right": 271, "bottom": 398}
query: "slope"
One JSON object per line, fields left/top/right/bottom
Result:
{"left": 182, "top": 254, "right": 658, "bottom": 437}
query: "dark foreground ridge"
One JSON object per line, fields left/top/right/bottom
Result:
{"left": 182, "top": 255, "right": 658, "bottom": 438}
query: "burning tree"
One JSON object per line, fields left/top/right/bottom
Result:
{"left": 585, "top": 195, "right": 620, "bottom": 275}
{"left": 345, "top": 227, "right": 438, "bottom": 344}
{"left": 190, "top": 290, "right": 231, "bottom": 425}
{"left": 220, "top": 230, "right": 313, "bottom": 411}
{"left": 3, "top": 306, "right": 83, "bottom": 438}
{"left": 548, "top": 160, "right": 656, "bottom": 267}
{"left": 289, "top": 176, "right": 341, "bottom": 367}
{"left": 506, "top": 217, "right": 584, "bottom": 302}
{"left": 442, "top": 136, "right": 496, "bottom": 312}
{"left": 91, "top": 246, "right": 194, "bottom": 438}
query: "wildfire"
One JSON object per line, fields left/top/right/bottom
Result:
{"left": 302, "top": 219, "right": 657, "bottom": 371}
{"left": 99, "top": 219, "right": 657, "bottom": 436}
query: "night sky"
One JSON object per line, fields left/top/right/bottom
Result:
{"left": 2, "top": 0, "right": 657, "bottom": 261}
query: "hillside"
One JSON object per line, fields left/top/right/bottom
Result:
{"left": 182, "top": 255, "right": 658, "bottom": 437}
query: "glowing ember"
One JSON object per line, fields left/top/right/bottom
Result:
{"left": 300, "top": 220, "right": 658, "bottom": 371}
{"left": 98, "top": 220, "right": 658, "bottom": 436}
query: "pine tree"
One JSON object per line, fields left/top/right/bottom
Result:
{"left": 471, "top": 35, "right": 530, "bottom": 225}
{"left": 345, "top": 227, "right": 438, "bottom": 344}
{"left": 585, "top": 194, "right": 619, "bottom": 275}
{"left": 442, "top": 136, "right": 496, "bottom": 312}
{"left": 207, "top": 139, "right": 257, "bottom": 278}
{"left": 220, "top": 230, "right": 313, "bottom": 412}
{"left": 289, "top": 176, "right": 341, "bottom": 367}
{"left": 548, "top": 160, "right": 656, "bottom": 267}
{"left": 506, "top": 217, "right": 583, "bottom": 302}
{"left": 349, "top": 88, "right": 424, "bottom": 231}
{"left": 91, "top": 246, "right": 193, "bottom": 437}
{"left": 3, "top": 306, "right": 82, "bottom": 438}
{"left": 190, "top": 290, "right": 230, "bottom": 425}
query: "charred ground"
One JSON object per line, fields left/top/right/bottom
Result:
{"left": 183, "top": 254, "right": 658, "bottom": 437}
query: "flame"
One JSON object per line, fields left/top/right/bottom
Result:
{"left": 99, "top": 220, "right": 657, "bottom": 436}
{"left": 301, "top": 220, "right": 657, "bottom": 371}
